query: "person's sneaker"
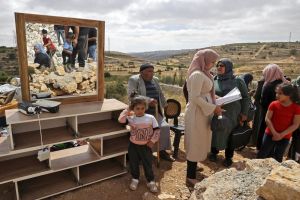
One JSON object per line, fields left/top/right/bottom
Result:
{"left": 223, "top": 158, "right": 233, "bottom": 167}
{"left": 129, "top": 179, "right": 139, "bottom": 191}
{"left": 147, "top": 181, "right": 158, "bottom": 193}
{"left": 208, "top": 153, "right": 217, "bottom": 162}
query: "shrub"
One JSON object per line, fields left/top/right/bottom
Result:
{"left": 105, "top": 81, "right": 127, "bottom": 101}
{"left": 166, "top": 66, "right": 173, "bottom": 71}
{"left": 159, "top": 75, "right": 184, "bottom": 86}
{"left": 104, "top": 71, "right": 111, "bottom": 78}
{"left": 270, "top": 43, "right": 279, "bottom": 48}
{"left": 179, "top": 64, "right": 186, "bottom": 68}
{"left": 8, "top": 53, "right": 16, "bottom": 60}
{"left": 280, "top": 43, "right": 287, "bottom": 48}
{"left": 0, "top": 71, "right": 8, "bottom": 83}
{"left": 160, "top": 75, "right": 173, "bottom": 85}
{"left": 157, "top": 69, "right": 162, "bottom": 75}
{"left": 290, "top": 49, "right": 297, "bottom": 56}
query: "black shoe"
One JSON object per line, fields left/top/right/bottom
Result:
{"left": 160, "top": 150, "right": 175, "bottom": 162}
{"left": 196, "top": 166, "right": 204, "bottom": 172}
{"left": 223, "top": 158, "right": 233, "bottom": 167}
{"left": 208, "top": 153, "right": 217, "bottom": 162}
{"left": 236, "top": 146, "right": 246, "bottom": 151}
{"left": 186, "top": 178, "right": 198, "bottom": 188}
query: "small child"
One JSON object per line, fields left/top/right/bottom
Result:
{"left": 257, "top": 83, "right": 300, "bottom": 162}
{"left": 118, "top": 95, "right": 160, "bottom": 193}
{"left": 62, "top": 32, "right": 74, "bottom": 72}
{"left": 42, "top": 29, "right": 56, "bottom": 58}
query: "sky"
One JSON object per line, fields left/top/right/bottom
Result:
{"left": 1, "top": 0, "right": 300, "bottom": 53}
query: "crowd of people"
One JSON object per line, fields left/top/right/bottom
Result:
{"left": 119, "top": 49, "right": 300, "bottom": 193}
{"left": 33, "top": 25, "right": 97, "bottom": 72}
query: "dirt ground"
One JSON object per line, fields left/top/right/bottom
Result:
{"left": 52, "top": 133, "right": 257, "bottom": 200}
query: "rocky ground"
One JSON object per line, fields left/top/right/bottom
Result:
{"left": 52, "top": 132, "right": 259, "bottom": 200}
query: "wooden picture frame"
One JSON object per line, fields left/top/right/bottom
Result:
{"left": 15, "top": 12, "right": 105, "bottom": 104}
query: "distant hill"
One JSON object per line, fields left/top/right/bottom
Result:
{"left": 129, "top": 49, "right": 195, "bottom": 61}
{"left": 105, "top": 51, "right": 139, "bottom": 60}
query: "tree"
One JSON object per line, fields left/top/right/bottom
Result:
{"left": 290, "top": 49, "right": 297, "bottom": 56}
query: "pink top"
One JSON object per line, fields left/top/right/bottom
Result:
{"left": 118, "top": 109, "right": 160, "bottom": 145}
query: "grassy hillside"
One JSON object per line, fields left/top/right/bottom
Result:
{"left": 128, "top": 42, "right": 300, "bottom": 81}
{"left": 0, "top": 46, "right": 18, "bottom": 74}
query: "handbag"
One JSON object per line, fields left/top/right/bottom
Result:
{"left": 228, "top": 122, "right": 252, "bottom": 149}
{"left": 211, "top": 115, "right": 232, "bottom": 150}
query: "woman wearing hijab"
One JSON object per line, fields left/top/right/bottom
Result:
{"left": 256, "top": 64, "right": 288, "bottom": 150}
{"left": 184, "top": 49, "right": 223, "bottom": 187}
{"left": 209, "top": 58, "right": 250, "bottom": 167}
{"left": 34, "top": 43, "right": 51, "bottom": 68}
{"left": 240, "top": 73, "right": 254, "bottom": 91}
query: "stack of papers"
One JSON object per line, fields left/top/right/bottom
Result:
{"left": 216, "top": 87, "right": 242, "bottom": 105}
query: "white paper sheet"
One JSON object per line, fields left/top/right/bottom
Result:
{"left": 215, "top": 87, "right": 242, "bottom": 105}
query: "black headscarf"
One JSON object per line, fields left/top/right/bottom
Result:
{"left": 214, "top": 58, "right": 237, "bottom": 96}
{"left": 216, "top": 58, "right": 235, "bottom": 81}
{"left": 241, "top": 73, "right": 253, "bottom": 89}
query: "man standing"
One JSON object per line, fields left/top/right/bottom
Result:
{"left": 54, "top": 25, "right": 65, "bottom": 46}
{"left": 87, "top": 28, "right": 97, "bottom": 61}
{"left": 64, "top": 26, "right": 89, "bottom": 69}
{"left": 128, "top": 63, "right": 175, "bottom": 162}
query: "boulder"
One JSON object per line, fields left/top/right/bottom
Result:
{"left": 256, "top": 163, "right": 300, "bottom": 200}
{"left": 61, "top": 81, "right": 77, "bottom": 94}
{"left": 189, "top": 158, "right": 298, "bottom": 200}
{"left": 55, "top": 66, "right": 66, "bottom": 76}
{"left": 40, "top": 83, "right": 48, "bottom": 92}
{"left": 78, "top": 80, "right": 90, "bottom": 90}
{"left": 73, "top": 72, "right": 83, "bottom": 83}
